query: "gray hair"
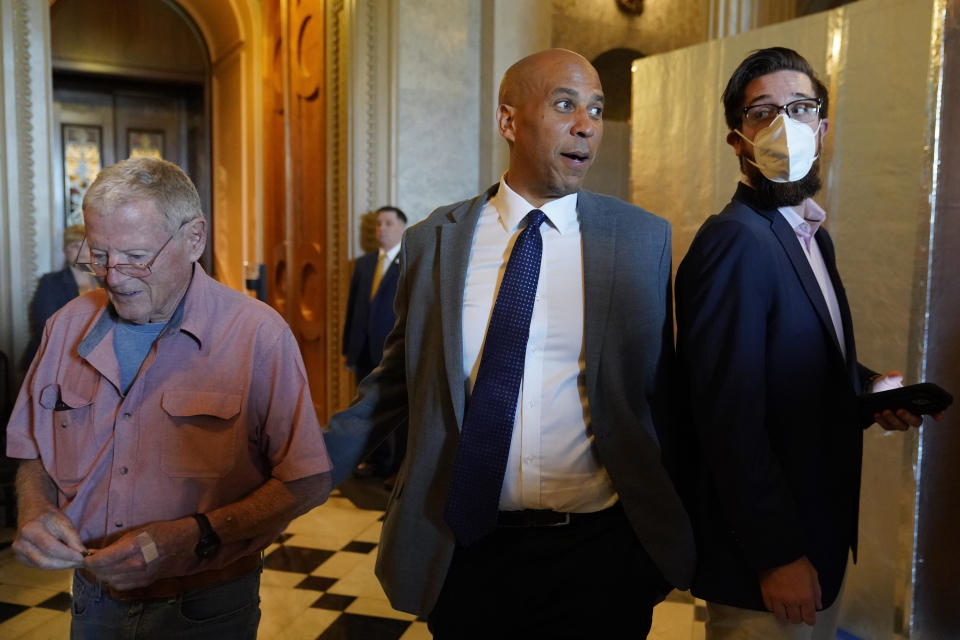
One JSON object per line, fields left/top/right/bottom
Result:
{"left": 82, "top": 157, "right": 202, "bottom": 231}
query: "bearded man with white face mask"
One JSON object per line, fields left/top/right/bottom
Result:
{"left": 675, "top": 47, "right": 927, "bottom": 640}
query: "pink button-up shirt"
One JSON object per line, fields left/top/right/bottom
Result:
{"left": 7, "top": 265, "right": 331, "bottom": 571}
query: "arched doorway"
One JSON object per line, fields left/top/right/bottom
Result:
{"left": 47, "top": 0, "right": 264, "bottom": 302}
{"left": 38, "top": 0, "right": 341, "bottom": 422}
{"left": 51, "top": 0, "right": 213, "bottom": 270}
{"left": 174, "top": 0, "right": 347, "bottom": 421}
{"left": 169, "top": 0, "right": 263, "bottom": 295}
{"left": 582, "top": 47, "right": 644, "bottom": 203}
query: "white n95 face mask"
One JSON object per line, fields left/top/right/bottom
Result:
{"left": 736, "top": 113, "right": 819, "bottom": 183}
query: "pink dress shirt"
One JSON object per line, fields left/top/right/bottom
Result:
{"left": 7, "top": 265, "right": 331, "bottom": 572}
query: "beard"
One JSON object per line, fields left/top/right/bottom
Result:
{"left": 742, "top": 156, "right": 823, "bottom": 209}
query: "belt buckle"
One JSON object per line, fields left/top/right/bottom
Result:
{"left": 549, "top": 512, "right": 571, "bottom": 526}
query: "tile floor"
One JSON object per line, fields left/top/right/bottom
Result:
{"left": 0, "top": 486, "right": 707, "bottom": 639}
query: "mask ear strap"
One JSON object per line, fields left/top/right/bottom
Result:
{"left": 733, "top": 129, "right": 754, "bottom": 147}
{"left": 733, "top": 129, "right": 759, "bottom": 172}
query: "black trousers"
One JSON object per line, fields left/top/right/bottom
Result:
{"left": 428, "top": 503, "right": 670, "bottom": 639}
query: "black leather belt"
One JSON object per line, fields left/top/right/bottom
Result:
{"left": 497, "top": 507, "right": 617, "bottom": 528}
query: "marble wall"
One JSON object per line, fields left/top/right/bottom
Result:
{"left": 357, "top": 0, "right": 741, "bottom": 232}
{"left": 392, "top": 1, "right": 482, "bottom": 222}
{"left": 552, "top": 0, "right": 711, "bottom": 60}
{"left": 555, "top": 1, "right": 800, "bottom": 206}
{"left": 376, "top": 0, "right": 558, "bottom": 227}
{"left": 478, "top": 0, "right": 554, "bottom": 190}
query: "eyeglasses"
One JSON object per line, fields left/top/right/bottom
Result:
{"left": 742, "top": 97, "right": 822, "bottom": 126}
{"left": 74, "top": 221, "right": 189, "bottom": 278}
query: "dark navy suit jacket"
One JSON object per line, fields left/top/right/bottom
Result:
{"left": 342, "top": 250, "right": 401, "bottom": 378}
{"left": 21, "top": 267, "right": 79, "bottom": 371}
{"left": 675, "top": 183, "right": 875, "bottom": 611}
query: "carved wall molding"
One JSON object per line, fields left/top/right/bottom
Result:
{"left": 327, "top": 0, "right": 352, "bottom": 413}
{"left": 348, "top": 0, "right": 395, "bottom": 256}
{"left": 1, "top": 0, "right": 55, "bottom": 370}
{"left": 13, "top": 0, "right": 39, "bottom": 330}
{"left": 363, "top": 0, "right": 378, "bottom": 212}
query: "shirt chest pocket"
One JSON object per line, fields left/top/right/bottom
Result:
{"left": 160, "top": 390, "right": 243, "bottom": 478}
{"left": 39, "top": 382, "right": 101, "bottom": 484}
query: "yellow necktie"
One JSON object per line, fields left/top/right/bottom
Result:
{"left": 370, "top": 253, "right": 386, "bottom": 300}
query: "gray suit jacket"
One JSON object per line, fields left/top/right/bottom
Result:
{"left": 324, "top": 184, "right": 695, "bottom": 616}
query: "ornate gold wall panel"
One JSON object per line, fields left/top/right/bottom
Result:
{"left": 173, "top": 0, "right": 262, "bottom": 293}
{"left": 264, "top": 0, "right": 287, "bottom": 316}
{"left": 326, "top": 0, "right": 352, "bottom": 414}
{"left": 265, "top": 0, "right": 332, "bottom": 421}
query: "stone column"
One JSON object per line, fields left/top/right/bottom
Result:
{"left": 0, "top": 0, "right": 56, "bottom": 377}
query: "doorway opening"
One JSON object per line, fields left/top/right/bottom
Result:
{"left": 52, "top": 74, "right": 211, "bottom": 271}
{"left": 50, "top": 0, "right": 212, "bottom": 272}
{"left": 583, "top": 47, "right": 644, "bottom": 202}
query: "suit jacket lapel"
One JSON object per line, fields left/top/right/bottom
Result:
{"left": 769, "top": 213, "right": 846, "bottom": 357}
{"left": 579, "top": 190, "right": 615, "bottom": 401}
{"left": 735, "top": 185, "right": 846, "bottom": 359}
{"left": 815, "top": 232, "right": 861, "bottom": 387}
{"left": 439, "top": 185, "right": 497, "bottom": 429}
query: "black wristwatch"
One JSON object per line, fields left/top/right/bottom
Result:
{"left": 192, "top": 513, "right": 221, "bottom": 559}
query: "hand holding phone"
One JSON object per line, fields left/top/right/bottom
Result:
{"left": 860, "top": 382, "right": 952, "bottom": 423}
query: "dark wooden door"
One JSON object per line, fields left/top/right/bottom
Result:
{"left": 263, "top": 0, "right": 331, "bottom": 422}
{"left": 52, "top": 77, "right": 211, "bottom": 269}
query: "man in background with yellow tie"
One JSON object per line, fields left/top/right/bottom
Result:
{"left": 341, "top": 205, "right": 407, "bottom": 479}
{"left": 342, "top": 205, "right": 407, "bottom": 384}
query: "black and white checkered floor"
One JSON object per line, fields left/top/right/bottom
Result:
{"left": 0, "top": 485, "right": 707, "bottom": 639}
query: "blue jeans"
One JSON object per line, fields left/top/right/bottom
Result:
{"left": 70, "top": 566, "right": 262, "bottom": 640}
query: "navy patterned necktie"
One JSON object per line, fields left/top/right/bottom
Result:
{"left": 445, "top": 208, "right": 547, "bottom": 546}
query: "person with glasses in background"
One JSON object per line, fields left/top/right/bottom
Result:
{"left": 19, "top": 224, "right": 100, "bottom": 373}
{"left": 6, "top": 157, "right": 332, "bottom": 639}
{"left": 675, "top": 47, "right": 937, "bottom": 639}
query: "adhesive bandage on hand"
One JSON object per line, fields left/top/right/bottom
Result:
{"left": 135, "top": 531, "right": 159, "bottom": 564}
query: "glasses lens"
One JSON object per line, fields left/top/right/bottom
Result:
{"left": 77, "top": 263, "right": 105, "bottom": 276}
{"left": 114, "top": 264, "right": 151, "bottom": 278}
{"left": 787, "top": 100, "right": 820, "bottom": 123}
{"left": 745, "top": 105, "right": 775, "bottom": 124}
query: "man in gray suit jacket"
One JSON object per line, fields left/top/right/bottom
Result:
{"left": 324, "top": 48, "right": 694, "bottom": 638}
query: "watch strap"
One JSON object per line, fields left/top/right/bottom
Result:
{"left": 193, "top": 513, "right": 215, "bottom": 537}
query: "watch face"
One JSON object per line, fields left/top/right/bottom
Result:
{"left": 195, "top": 535, "right": 220, "bottom": 559}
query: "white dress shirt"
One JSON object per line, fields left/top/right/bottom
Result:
{"left": 380, "top": 241, "right": 402, "bottom": 270}
{"left": 778, "top": 200, "right": 847, "bottom": 359}
{"left": 461, "top": 179, "right": 617, "bottom": 513}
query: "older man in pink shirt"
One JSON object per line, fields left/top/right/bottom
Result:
{"left": 7, "top": 157, "right": 332, "bottom": 639}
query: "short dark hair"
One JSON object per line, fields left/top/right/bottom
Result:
{"left": 722, "top": 47, "right": 829, "bottom": 131}
{"left": 376, "top": 205, "right": 407, "bottom": 224}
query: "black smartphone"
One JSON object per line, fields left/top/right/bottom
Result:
{"left": 860, "top": 382, "right": 953, "bottom": 420}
